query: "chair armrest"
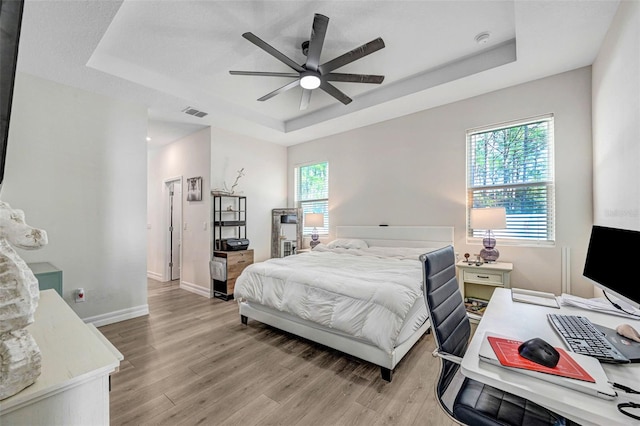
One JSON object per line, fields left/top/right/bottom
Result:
{"left": 432, "top": 348, "right": 463, "bottom": 364}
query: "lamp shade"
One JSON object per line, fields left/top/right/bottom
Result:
{"left": 470, "top": 207, "right": 506, "bottom": 230}
{"left": 305, "top": 213, "right": 324, "bottom": 228}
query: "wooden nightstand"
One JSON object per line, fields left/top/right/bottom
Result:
{"left": 455, "top": 260, "right": 513, "bottom": 321}
{"left": 212, "top": 249, "right": 254, "bottom": 300}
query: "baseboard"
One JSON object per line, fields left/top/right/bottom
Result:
{"left": 83, "top": 304, "right": 150, "bottom": 327}
{"left": 147, "top": 271, "right": 163, "bottom": 281}
{"left": 180, "top": 280, "right": 211, "bottom": 298}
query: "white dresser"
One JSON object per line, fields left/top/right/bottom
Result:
{"left": 0, "top": 290, "right": 123, "bottom": 425}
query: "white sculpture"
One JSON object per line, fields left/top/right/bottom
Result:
{"left": 212, "top": 167, "right": 245, "bottom": 195}
{"left": 0, "top": 201, "right": 48, "bottom": 400}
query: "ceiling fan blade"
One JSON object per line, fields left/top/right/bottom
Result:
{"left": 305, "top": 14, "right": 329, "bottom": 71}
{"left": 242, "top": 32, "right": 305, "bottom": 73}
{"left": 319, "top": 81, "right": 352, "bottom": 105}
{"left": 319, "top": 37, "right": 385, "bottom": 74}
{"left": 325, "top": 73, "right": 384, "bottom": 84}
{"left": 300, "top": 89, "right": 312, "bottom": 110}
{"left": 230, "top": 71, "right": 300, "bottom": 78}
{"left": 257, "top": 79, "right": 300, "bottom": 102}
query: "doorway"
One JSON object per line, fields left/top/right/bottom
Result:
{"left": 164, "top": 177, "right": 182, "bottom": 282}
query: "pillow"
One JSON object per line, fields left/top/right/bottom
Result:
{"left": 326, "top": 238, "right": 369, "bottom": 250}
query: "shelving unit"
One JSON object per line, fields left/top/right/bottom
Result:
{"left": 212, "top": 193, "right": 247, "bottom": 251}
{"left": 210, "top": 193, "right": 252, "bottom": 300}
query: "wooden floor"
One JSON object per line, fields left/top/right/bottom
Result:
{"left": 100, "top": 279, "right": 459, "bottom": 426}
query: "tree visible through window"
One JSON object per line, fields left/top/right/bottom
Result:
{"left": 296, "top": 162, "right": 329, "bottom": 235}
{"left": 467, "top": 115, "right": 555, "bottom": 244}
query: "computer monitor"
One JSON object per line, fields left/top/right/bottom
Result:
{"left": 584, "top": 225, "right": 640, "bottom": 310}
{"left": 0, "top": 0, "right": 25, "bottom": 187}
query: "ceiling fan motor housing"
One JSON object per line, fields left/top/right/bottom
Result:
{"left": 300, "top": 70, "right": 321, "bottom": 89}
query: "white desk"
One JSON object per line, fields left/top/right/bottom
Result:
{"left": 462, "top": 287, "right": 640, "bottom": 426}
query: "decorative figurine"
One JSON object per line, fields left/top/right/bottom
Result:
{"left": 0, "top": 201, "right": 48, "bottom": 400}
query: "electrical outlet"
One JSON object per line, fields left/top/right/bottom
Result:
{"left": 75, "top": 288, "right": 86, "bottom": 303}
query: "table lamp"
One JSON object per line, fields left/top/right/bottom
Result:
{"left": 470, "top": 207, "right": 507, "bottom": 263}
{"left": 305, "top": 213, "right": 324, "bottom": 248}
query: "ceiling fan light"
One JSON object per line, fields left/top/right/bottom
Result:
{"left": 300, "top": 75, "right": 321, "bottom": 90}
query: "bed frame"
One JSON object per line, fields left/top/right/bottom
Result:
{"left": 238, "top": 225, "right": 455, "bottom": 382}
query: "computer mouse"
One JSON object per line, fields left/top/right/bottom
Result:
{"left": 518, "top": 337, "right": 560, "bottom": 368}
{"left": 616, "top": 324, "right": 640, "bottom": 343}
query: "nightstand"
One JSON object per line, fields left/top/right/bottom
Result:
{"left": 28, "top": 262, "right": 63, "bottom": 297}
{"left": 212, "top": 249, "right": 254, "bottom": 300}
{"left": 455, "top": 260, "right": 513, "bottom": 321}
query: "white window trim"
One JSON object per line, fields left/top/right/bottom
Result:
{"left": 465, "top": 114, "right": 556, "bottom": 247}
{"left": 294, "top": 161, "right": 329, "bottom": 236}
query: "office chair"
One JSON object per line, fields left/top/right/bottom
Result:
{"left": 421, "top": 246, "right": 579, "bottom": 426}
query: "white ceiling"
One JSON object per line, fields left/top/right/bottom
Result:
{"left": 16, "top": 0, "right": 620, "bottom": 147}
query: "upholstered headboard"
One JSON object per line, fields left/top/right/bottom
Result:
{"left": 335, "top": 225, "right": 454, "bottom": 249}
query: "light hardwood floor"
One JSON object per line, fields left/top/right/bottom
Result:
{"left": 100, "top": 279, "right": 459, "bottom": 425}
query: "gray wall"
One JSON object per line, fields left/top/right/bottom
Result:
{"left": 147, "top": 125, "right": 287, "bottom": 296}
{"left": 147, "top": 127, "right": 211, "bottom": 294}
{"left": 3, "top": 72, "right": 148, "bottom": 324}
{"left": 288, "top": 67, "right": 594, "bottom": 297}
{"left": 592, "top": 0, "right": 640, "bottom": 231}
{"left": 211, "top": 126, "right": 288, "bottom": 263}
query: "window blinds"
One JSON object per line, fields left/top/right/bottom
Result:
{"left": 467, "top": 115, "right": 555, "bottom": 244}
{"left": 296, "top": 162, "right": 329, "bottom": 235}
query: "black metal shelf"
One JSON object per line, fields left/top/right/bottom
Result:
{"left": 213, "top": 220, "right": 246, "bottom": 226}
{"left": 212, "top": 194, "right": 247, "bottom": 251}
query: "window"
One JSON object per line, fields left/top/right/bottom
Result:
{"left": 467, "top": 115, "right": 555, "bottom": 244}
{"left": 295, "top": 161, "right": 329, "bottom": 235}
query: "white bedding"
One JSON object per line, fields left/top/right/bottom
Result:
{"left": 234, "top": 246, "right": 435, "bottom": 353}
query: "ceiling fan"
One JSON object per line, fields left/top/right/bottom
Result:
{"left": 229, "top": 13, "right": 385, "bottom": 110}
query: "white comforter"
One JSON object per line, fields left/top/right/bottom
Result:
{"left": 235, "top": 246, "right": 433, "bottom": 353}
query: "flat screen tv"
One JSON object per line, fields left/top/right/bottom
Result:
{"left": 584, "top": 225, "right": 640, "bottom": 310}
{"left": 0, "top": 0, "right": 24, "bottom": 187}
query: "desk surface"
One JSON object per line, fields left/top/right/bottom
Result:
{"left": 0, "top": 290, "right": 122, "bottom": 415}
{"left": 462, "top": 287, "right": 640, "bottom": 426}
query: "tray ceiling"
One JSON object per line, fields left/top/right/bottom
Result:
{"left": 16, "top": 0, "right": 619, "bottom": 146}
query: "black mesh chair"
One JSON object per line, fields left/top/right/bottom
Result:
{"left": 421, "top": 246, "right": 578, "bottom": 426}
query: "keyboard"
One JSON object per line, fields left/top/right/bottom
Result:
{"left": 548, "top": 313, "right": 629, "bottom": 363}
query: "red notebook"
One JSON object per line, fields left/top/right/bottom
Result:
{"left": 487, "top": 336, "right": 595, "bottom": 383}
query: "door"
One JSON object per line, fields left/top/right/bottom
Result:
{"left": 169, "top": 181, "right": 182, "bottom": 280}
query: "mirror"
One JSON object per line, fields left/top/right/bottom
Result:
{"left": 271, "top": 208, "right": 302, "bottom": 258}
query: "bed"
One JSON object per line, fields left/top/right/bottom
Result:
{"left": 234, "top": 225, "right": 455, "bottom": 381}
